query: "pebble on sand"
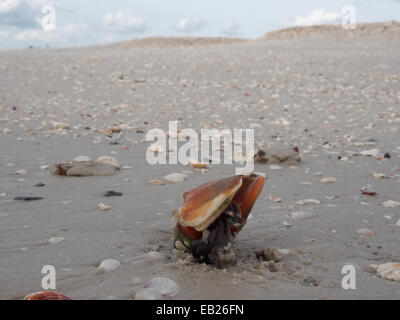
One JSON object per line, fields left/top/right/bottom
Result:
{"left": 98, "top": 259, "right": 121, "bottom": 272}
{"left": 52, "top": 121, "right": 71, "bottom": 130}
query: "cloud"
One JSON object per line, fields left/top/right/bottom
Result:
{"left": 175, "top": 18, "right": 207, "bottom": 33}
{"left": 283, "top": 9, "right": 341, "bottom": 27}
{"left": 0, "top": 0, "right": 49, "bottom": 28}
{"left": 102, "top": 10, "right": 149, "bottom": 33}
{"left": 15, "top": 23, "right": 88, "bottom": 43}
{"left": 220, "top": 22, "right": 242, "bottom": 36}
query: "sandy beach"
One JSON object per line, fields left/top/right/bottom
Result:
{"left": 1, "top": 24, "right": 400, "bottom": 300}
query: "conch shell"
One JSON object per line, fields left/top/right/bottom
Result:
{"left": 174, "top": 173, "right": 266, "bottom": 266}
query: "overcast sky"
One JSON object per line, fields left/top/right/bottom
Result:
{"left": 0, "top": 0, "right": 399, "bottom": 48}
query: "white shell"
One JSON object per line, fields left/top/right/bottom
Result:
{"left": 356, "top": 228, "right": 374, "bottom": 236}
{"left": 382, "top": 200, "right": 400, "bottom": 208}
{"left": 163, "top": 173, "right": 188, "bottom": 184}
{"left": 15, "top": 169, "right": 26, "bottom": 175}
{"left": 96, "top": 156, "right": 120, "bottom": 169}
{"left": 99, "top": 259, "right": 121, "bottom": 272}
{"left": 376, "top": 263, "right": 400, "bottom": 282}
{"left": 296, "top": 199, "right": 321, "bottom": 205}
{"left": 360, "top": 148, "right": 380, "bottom": 157}
{"left": 291, "top": 211, "right": 316, "bottom": 219}
{"left": 321, "top": 177, "right": 337, "bottom": 183}
{"left": 98, "top": 203, "right": 112, "bottom": 211}
{"left": 48, "top": 237, "right": 65, "bottom": 244}
{"left": 135, "top": 288, "right": 163, "bottom": 300}
{"left": 52, "top": 121, "right": 71, "bottom": 130}
{"left": 73, "top": 155, "right": 92, "bottom": 162}
{"left": 144, "top": 277, "right": 180, "bottom": 297}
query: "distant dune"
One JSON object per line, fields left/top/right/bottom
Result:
{"left": 262, "top": 21, "right": 400, "bottom": 40}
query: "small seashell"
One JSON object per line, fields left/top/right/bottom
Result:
{"left": 96, "top": 156, "right": 120, "bottom": 169}
{"left": 268, "top": 195, "right": 282, "bottom": 203}
{"left": 149, "top": 179, "right": 166, "bottom": 185}
{"left": 48, "top": 237, "right": 65, "bottom": 244}
{"left": 360, "top": 185, "right": 376, "bottom": 196}
{"left": 356, "top": 228, "right": 374, "bottom": 236}
{"left": 382, "top": 200, "right": 400, "bottom": 208}
{"left": 135, "top": 288, "right": 163, "bottom": 300}
{"left": 73, "top": 155, "right": 91, "bottom": 162}
{"left": 24, "top": 291, "right": 71, "bottom": 300}
{"left": 376, "top": 263, "right": 400, "bottom": 282}
{"left": 144, "top": 277, "right": 180, "bottom": 297}
{"left": 98, "top": 259, "right": 121, "bottom": 272}
{"left": 52, "top": 121, "right": 71, "bottom": 130}
{"left": 360, "top": 149, "right": 380, "bottom": 157}
{"left": 321, "top": 177, "right": 337, "bottom": 183}
{"left": 296, "top": 199, "right": 321, "bottom": 205}
{"left": 163, "top": 173, "right": 188, "bottom": 184}
{"left": 98, "top": 203, "right": 112, "bottom": 211}
{"left": 291, "top": 211, "right": 316, "bottom": 219}
{"left": 15, "top": 169, "right": 26, "bottom": 175}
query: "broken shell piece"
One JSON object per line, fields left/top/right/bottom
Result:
{"left": 98, "top": 203, "right": 112, "bottom": 211}
{"left": 135, "top": 288, "right": 163, "bottom": 300}
{"left": 376, "top": 263, "right": 400, "bottom": 282}
{"left": 15, "top": 169, "right": 26, "bottom": 175}
{"left": 48, "top": 237, "right": 65, "bottom": 244}
{"left": 361, "top": 185, "right": 377, "bottom": 196}
{"left": 321, "top": 177, "right": 337, "bottom": 183}
{"left": 73, "top": 155, "right": 92, "bottom": 162}
{"left": 291, "top": 211, "right": 316, "bottom": 219}
{"left": 24, "top": 291, "right": 71, "bottom": 300}
{"left": 357, "top": 228, "right": 374, "bottom": 236}
{"left": 52, "top": 121, "right": 71, "bottom": 130}
{"left": 360, "top": 149, "right": 380, "bottom": 157}
{"left": 96, "top": 156, "right": 120, "bottom": 169}
{"left": 268, "top": 195, "right": 282, "bottom": 203}
{"left": 149, "top": 179, "right": 166, "bottom": 186}
{"left": 382, "top": 200, "right": 400, "bottom": 208}
{"left": 163, "top": 173, "right": 188, "bottom": 184}
{"left": 296, "top": 199, "right": 321, "bottom": 205}
{"left": 144, "top": 277, "right": 180, "bottom": 297}
{"left": 187, "top": 160, "right": 208, "bottom": 169}
{"left": 50, "top": 162, "right": 118, "bottom": 176}
{"left": 98, "top": 259, "right": 121, "bottom": 272}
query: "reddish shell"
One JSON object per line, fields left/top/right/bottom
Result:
{"left": 24, "top": 291, "right": 72, "bottom": 300}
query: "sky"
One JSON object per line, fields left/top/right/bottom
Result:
{"left": 0, "top": 0, "right": 399, "bottom": 48}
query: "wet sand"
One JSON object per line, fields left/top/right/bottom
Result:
{"left": 0, "top": 32, "right": 400, "bottom": 299}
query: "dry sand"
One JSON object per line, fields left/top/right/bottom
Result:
{"left": 0, "top": 23, "right": 400, "bottom": 299}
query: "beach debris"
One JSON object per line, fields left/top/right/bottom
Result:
{"left": 370, "top": 263, "right": 400, "bottom": 282}
{"left": 187, "top": 160, "right": 208, "bottom": 169}
{"left": 254, "top": 147, "right": 301, "bottom": 164}
{"left": 268, "top": 195, "right": 282, "bottom": 203}
{"left": 135, "top": 288, "right": 163, "bottom": 300}
{"left": 370, "top": 171, "right": 389, "bottom": 179}
{"left": 98, "top": 259, "right": 121, "bottom": 272}
{"left": 15, "top": 169, "right": 26, "bottom": 175}
{"left": 73, "top": 155, "right": 92, "bottom": 162}
{"left": 50, "top": 161, "right": 119, "bottom": 177}
{"left": 35, "top": 183, "right": 45, "bottom": 187}
{"left": 382, "top": 200, "right": 400, "bottom": 208}
{"left": 291, "top": 211, "right": 316, "bottom": 220}
{"left": 48, "top": 237, "right": 65, "bottom": 244}
{"left": 149, "top": 179, "right": 166, "bottom": 186}
{"left": 383, "top": 153, "right": 391, "bottom": 159}
{"left": 357, "top": 228, "right": 374, "bottom": 236}
{"left": 303, "top": 276, "right": 318, "bottom": 287}
{"left": 24, "top": 291, "right": 71, "bottom": 300}
{"left": 14, "top": 196, "right": 43, "bottom": 201}
{"left": 296, "top": 199, "right": 321, "bottom": 205}
{"left": 173, "top": 173, "right": 266, "bottom": 266}
{"left": 163, "top": 173, "right": 188, "bottom": 184}
{"left": 52, "top": 121, "right": 71, "bottom": 130}
{"left": 360, "top": 185, "right": 377, "bottom": 196}
{"left": 96, "top": 156, "right": 120, "bottom": 169}
{"left": 321, "top": 177, "right": 337, "bottom": 183}
{"left": 144, "top": 277, "right": 180, "bottom": 297}
{"left": 360, "top": 149, "right": 380, "bottom": 157}
{"left": 103, "top": 191, "right": 123, "bottom": 197}
{"left": 98, "top": 203, "right": 112, "bottom": 211}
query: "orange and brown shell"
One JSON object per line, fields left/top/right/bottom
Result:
{"left": 175, "top": 174, "right": 266, "bottom": 242}
{"left": 24, "top": 291, "right": 72, "bottom": 300}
